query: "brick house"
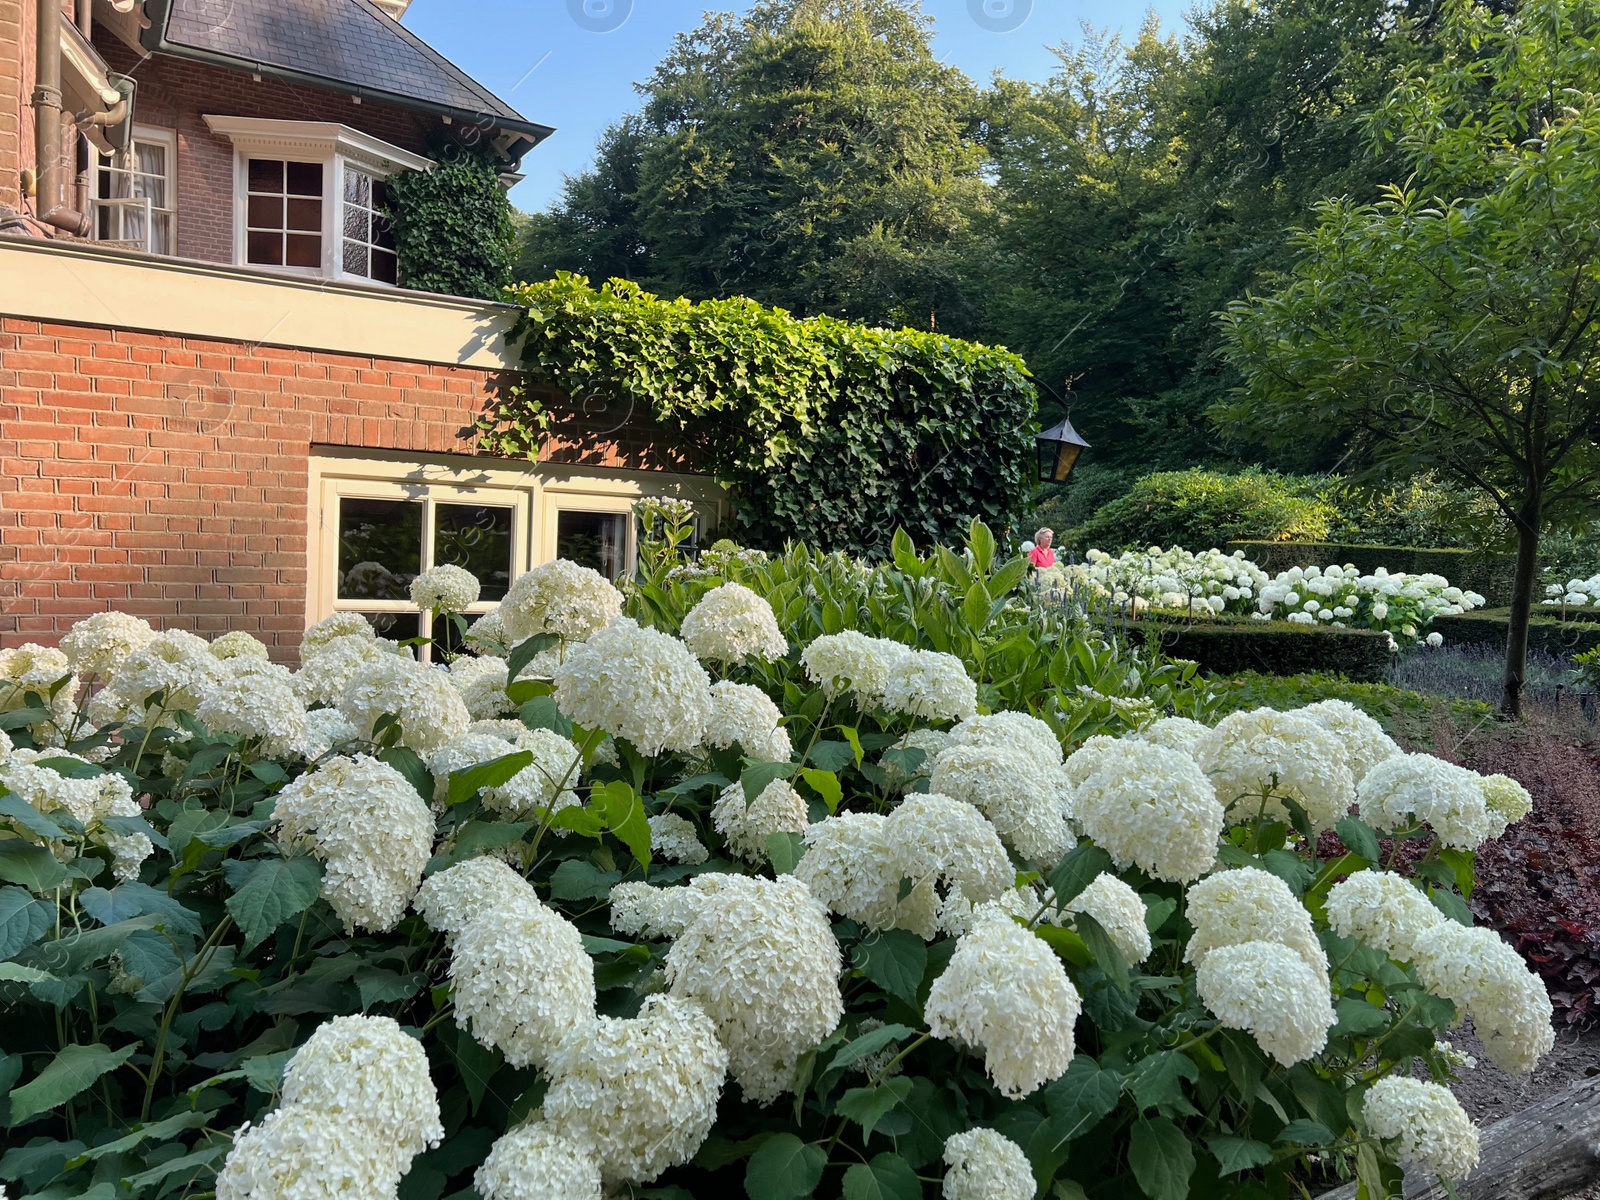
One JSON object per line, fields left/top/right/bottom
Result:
{"left": 0, "top": 0, "right": 720, "bottom": 659}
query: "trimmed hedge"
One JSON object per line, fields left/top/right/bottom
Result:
{"left": 1430, "top": 608, "right": 1600, "bottom": 657}
{"left": 1125, "top": 619, "right": 1395, "bottom": 682}
{"left": 1228, "top": 540, "right": 1518, "bottom": 607}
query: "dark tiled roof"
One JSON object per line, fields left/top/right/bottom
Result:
{"left": 148, "top": 0, "right": 551, "bottom": 142}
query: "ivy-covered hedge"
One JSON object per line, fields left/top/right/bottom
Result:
{"left": 1229, "top": 541, "right": 1518, "bottom": 608}
{"left": 484, "top": 274, "right": 1038, "bottom": 555}
{"left": 1127, "top": 618, "right": 1396, "bottom": 682}
{"left": 386, "top": 142, "right": 516, "bottom": 302}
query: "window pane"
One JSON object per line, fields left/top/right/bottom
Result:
{"left": 246, "top": 230, "right": 282, "bottom": 265}
{"left": 285, "top": 234, "right": 321, "bottom": 268}
{"left": 338, "top": 497, "right": 422, "bottom": 600}
{"left": 373, "top": 214, "right": 396, "bottom": 251}
{"left": 342, "top": 240, "right": 369, "bottom": 277}
{"left": 150, "top": 213, "right": 173, "bottom": 257}
{"left": 248, "top": 158, "right": 283, "bottom": 192}
{"left": 372, "top": 249, "right": 398, "bottom": 285}
{"left": 345, "top": 169, "right": 371, "bottom": 205}
{"left": 287, "top": 197, "right": 322, "bottom": 232}
{"left": 436, "top": 504, "right": 514, "bottom": 600}
{"left": 286, "top": 161, "right": 323, "bottom": 196}
{"left": 363, "top": 610, "right": 419, "bottom": 643}
{"left": 556, "top": 511, "right": 628, "bottom": 582}
{"left": 247, "top": 194, "right": 281, "bottom": 228}
{"left": 343, "top": 202, "right": 368, "bottom": 241}
{"left": 430, "top": 613, "right": 473, "bottom": 659}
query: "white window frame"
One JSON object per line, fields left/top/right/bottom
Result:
{"left": 92, "top": 123, "right": 177, "bottom": 254}
{"left": 202, "top": 116, "right": 431, "bottom": 284}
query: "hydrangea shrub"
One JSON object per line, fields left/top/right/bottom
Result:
{"left": 0, "top": 516, "right": 1551, "bottom": 1199}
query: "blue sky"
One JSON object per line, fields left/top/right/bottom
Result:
{"left": 404, "top": 0, "right": 1189, "bottom": 214}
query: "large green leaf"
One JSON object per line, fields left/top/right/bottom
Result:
{"left": 446, "top": 751, "right": 534, "bottom": 806}
{"left": 0, "top": 794, "right": 80, "bottom": 841}
{"left": 223, "top": 857, "right": 324, "bottom": 950}
{"left": 827, "top": 1024, "right": 916, "bottom": 1074}
{"left": 506, "top": 633, "right": 560, "bottom": 680}
{"left": 1074, "top": 911, "right": 1132, "bottom": 994}
{"left": 0, "top": 887, "right": 49, "bottom": 960}
{"left": 841, "top": 1153, "right": 920, "bottom": 1200}
{"left": 549, "top": 860, "right": 622, "bottom": 901}
{"left": 591, "top": 781, "right": 652, "bottom": 868}
{"left": 1128, "top": 1051, "right": 1199, "bottom": 1115}
{"left": 379, "top": 747, "right": 434, "bottom": 803}
{"left": 799, "top": 768, "right": 842, "bottom": 815}
{"left": 0, "top": 840, "right": 68, "bottom": 892}
{"left": 1209, "top": 1134, "right": 1274, "bottom": 1176}
{"left": 851, "top": 930, "right": 927, "bottom": 1006}
{"left": 744, "top": 1132, "right": 826, "bottom": 1200}
{"left": 1334, "top": 815, "right": 1382, "bottom": 864}
{"left": 1128, "top": 1117, "right": 1195, "bottom": 1200}
{"left": 8, "top": 1043, "right": 136, "bottom": 1126}
{"left": 742, "top": 760, "right": 801, "bottom": 803}
{"left": 1047, "top": 845, "right": 1114, "bottom": 908}
{"left": 834, "top": 1076, "right": 914, "bottom": 1139}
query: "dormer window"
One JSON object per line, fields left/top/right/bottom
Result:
{"left": 203, "top": 117, "right": 430, "bottom": 285}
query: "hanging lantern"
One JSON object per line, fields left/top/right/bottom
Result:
{"left": 1035, "top": 417, "right": 1090, "bottom": 483}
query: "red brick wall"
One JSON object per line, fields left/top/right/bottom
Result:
{"left": 0, "top": 0, "right": 23, "bottom": 214}
{"left": 0, "top": 315, "right": 511, "bottom": 656}
{"left": 93, "top": 39, "right": 438, "bottom": 264}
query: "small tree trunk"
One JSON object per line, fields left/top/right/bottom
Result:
{"left": 1501, "top": 492, "right": 1544, "bottom": 718}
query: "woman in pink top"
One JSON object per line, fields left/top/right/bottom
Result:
{"left": 1027, "top": 528, "right": 1057, "bottom": 569}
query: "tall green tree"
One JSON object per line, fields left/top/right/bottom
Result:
{"left": 518, "top": 0, "right": 990, "bottom": 331}
{"left": 1219, "top": 0, "right": 1600, "bottom": 715}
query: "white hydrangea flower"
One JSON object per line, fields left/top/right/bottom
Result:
{"left": 884, "top": 793, "right": 1013, "bottom": 938}
{"left": 292, "top": 634, "right": 396, "bottom": 708}
{"left": 609, "top": 879, "right": 726, "bottom": 940}
{"left": 414, "top": 856, "right": 534, "bottom": 942}
{"left": 542, "top": 994, "right": 728, "bottom": 1185}
{"left": 425, "top": 731, "right": 528, "bottom": 804}
{"left": 925, "top": 905, "right": 1082, "bottom": 1098}
{"left": 86, "top": 632, "right": 222, "bottom": 725}
{"left": 501, "top": 559, "right": 623, "bottom": 643}
{"left": 942, "top": 1128, "right": 1035, "bottom": 1200}
{"left": 1411, "top": 923, "right": 1554, "bottom": 1073}
{"left": 410, "top": 564, "right": 481, "bottom": 614}
{"left": 1073, "top": 743, "right": 1223, "bottom": 883}
{"left": 1358, "top": 754, "right": 1496, "bottom": 851}
{"left": 664, "top": 875, "right": 842, "bottom": 1104}
{"left": 712, "top": 778, "right": 809, "bottom": 864}
{"left": 793, "top": 813, "right": 913, "bottom": 934}
{"left": 447, "top": 655, "right": 515, "bottom": 721}
{"left": 1363, "top": 1077, "right": 1480, "bottom": 1179}
{"left": 464, "top": 607, "right": 509, "bottom": 654}
{"left": 1196, "top": 940, "right": 1335, "bottom": 1066}
{"left": 210, "top": 630, "right": 271, "bottom": 661}
{"left": 554, "top": 619, "right": 712, "bottom": 756}
{"left": 648, "top": 813, "right": 708, "bottom": 865}
{"left": 302, "top": 612, "right": 377, "bottom": 657}
{"left": 679, "top": 583, "right": 788, "bottom": 665}
{"left": 1324, "top": 870, "right": 1445, "bottom": 963}
{"left": 196, "top": 664, "right": 307, "bottom": 757}
{"left": 0, "top": 749, "right": 152, "bottom": 881}
{"left": 704, "top": 681, "right": 792, "bottom": 763}
{"left": 60, "top": 611, "right": 155, "bottom": 679}
{"left": 1185, "top": 867, "right": 1328, "bottom": 986}
{"left": 339, "top": 655, "right": 470, "bottom": 754}
{"left": 0, "top": 643, "right": 78, "bottom": 733}
{"left": 0, "top": 728, "right": 12, "bottom": 761}
{"left": 468, "top": 718, "right": 532, "bottom": 742}
{"left": 882, "top": 649, "right": 978, "bottom": 723}
{"left": 273, "top": 755, "right": 434, "bottom": 933}
{"left": 930, "top": 741, "right": 1075, "bottom": 867}
{"left": 1062, "top": 734, "right": 1123, "bottom": 788}
{"left": 1194, "top": 708, "right": 1354, "bottom": 832}
{"left": 449, "top": 882, "right": 598, "bottom": 1071}
{"left": 1065, "top": 873, "right": 1152, "bottom": 964}
{"left": 948, "top": 711, "right": 1062, "bottom": 766}
{"left": 475, "top": 1122, "right": 602, "bottom": 1200}
{"left": 800, "top": 631, "right": 910, "bottom": 708}
{"left": 483, "top": 728, "right": 583, "bottom": 826}
{"left": 216, "top": 1014, "right": 442, "bottom": 1200}
{"left": 1135, "top": 716, "right": 1210, "bottom": 757}
{"left": 1482, "top": 774, "right": 1533, "bottom": 839}
{"left": 1296, "top": 699, "right": 1402, "bottom": 784}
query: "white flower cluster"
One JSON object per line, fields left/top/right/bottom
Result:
{"left": 86, "top": 630, "right": 222, "bottom": 725}
{"left": 925, "top": 904, "right": 1083, "bottom": 1098}
{"left": 930, "top": 713, "right": 1074, "bottom": 866}
{"left": 338, "top": 654, "right": 470, "bottom": 754}
{"left": 704, "top": 681, "right": 792, "bottom": 762}
{"left": 1071, "top": 741, "right": 1223, "bottom": 882}
{"left": 60, "top": 610, "right": 156, "bottom": 679}
{"left": 209, "top": 630, "right": 271, "bottom": 661}
{"left": 1362, "top": 1077, "right": 1480, "bottom": 1179}
{"left": 795, "top": 793, "right": 1012, "bottom": 940}
{"left": 1296, "top": 699, "right": 1402, "bottom": 783}
{"left": 302, "top": 612, "right": 378, "bottom": 655}
{"left": 554, "top": 618, "right": 712, "bottom": 756}
{"left": 410, "top": 564, "right": 481, "bottom": 614}
{"left": 293, "top": 632, "right": 401, "bottom": 708}
{"left": 273, "top": 755, "right": 433, "bottom": 933}
{"left": 447, "top": 655, "right": 515, "bottom": 721}
{"left": 1411, "top": 922, "right": 1555, "bottom": 1073}
{"left": 1134, "top": 715, "right": 1210, "bottom": 756}
{"left": 941, "top": 1128, "right": 1036, "bottom": 1200}
{"left": 418, "top": 858, "right": 596, "bottom": 1071}
{"left": 297, "top": 707, "right": 359, "bottom": 762}
{"left": 679, "top": 583, "right": 788, "bottom": 664}
{"left": 883, "top": 648, "right": 978, "bottom": 723}
{"left": 1187, "top": 868, "right": 1334, "bottom": 1065}
{"left": 712, "top": 778, "right": 808, "bottom": 863}
{"left": 195, "top": 659, "right": 307, "bottom": 757}
{"left": 500, "top": 559, "right": 623, "bottom": 643}
{"left": 475, "top": 1122, "right": 603, "bottom": 1200}
{"left": 657, "top": 874, "right": 843, "bottom": 1104}
{"left": 1357, "top": 753, "right": 1498, "bottom": 851}
{"left": 0, "top": 748, "right": 153, "bottom": 880}
{"left": 1194, "top": 708, "right": 1354, "bottom": 832}
{"left": 1052, "top": 546, "right": 1268, "bottom": 613}
{"left": 1064, "top": 873, "right": 1152, "bottom": 964}
{"left": 799, "top": 631, "right": 906, "bottom": 710}
{"left": 1324, "top": 870, "right": 1443, "bottom": 964}
{"left": 216, "top": 1015, "right": 443, "bottom": 1200}
{"left": 648, "top": 812, "right": 708, "bottom": 864}
{"left": 482, "top": 727, "right": 584, "bottom": 827}
{"left": 1545, "top": 574, "right": 1600, "bottom": 607}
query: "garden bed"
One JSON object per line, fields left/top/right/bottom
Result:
{"left": 1228, "top": 540, "right": 1518, "bottom": 607}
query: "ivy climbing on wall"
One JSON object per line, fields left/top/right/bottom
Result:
{"left": 386, "top": 142, "right": 516, "bottom": 302}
